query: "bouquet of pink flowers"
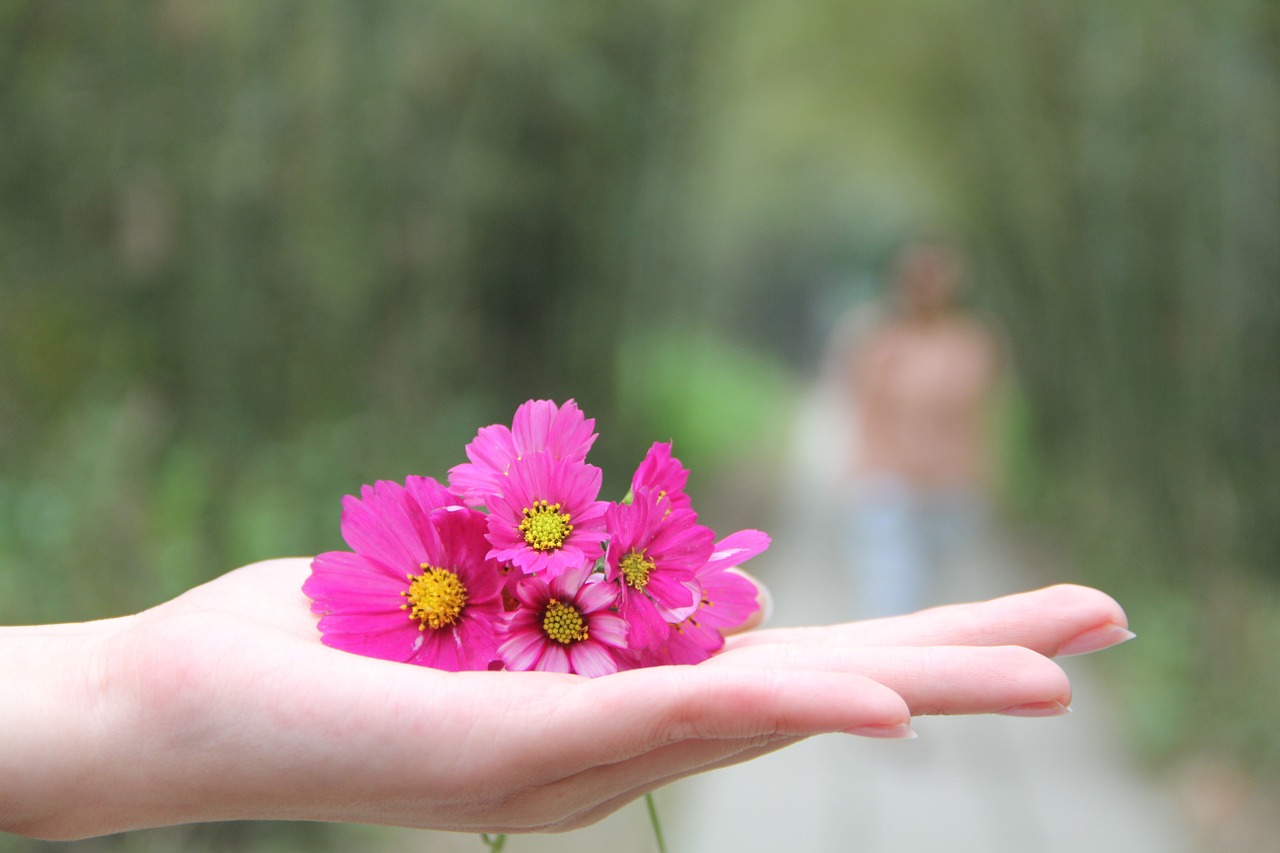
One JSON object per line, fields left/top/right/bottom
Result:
{"left": 304, "top": 399, "right": 769, "bottom": 676}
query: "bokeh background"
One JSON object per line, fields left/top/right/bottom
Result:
{"left": 1, "top": 1, "right": 1277, "bottom": 851}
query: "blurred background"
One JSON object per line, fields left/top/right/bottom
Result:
{"left": 1, "top": 1, "right": 1277, "bottom": 850}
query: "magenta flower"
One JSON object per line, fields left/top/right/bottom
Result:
{"left": 303, "top": 397, "right": 772, "bottom": 684}
{"left": 498, "top": 564, "right": 629, "bottom": 676}
{"left": 484, "top": 451, "right": 608, "bottom": 579}
{"left": 638, "top": 528, "right": 770, "bottom": 666}
{"left": 631, "top": 441, "right": 693, "bottom": 512}
{"left": 449, "top": 399, "right": 597, "bottom": 506}
{"left": 605, "top": 488, "right": 713, "bottom": 650}
{"left": 303, "top": 476, "right": 507, "bottom": 671}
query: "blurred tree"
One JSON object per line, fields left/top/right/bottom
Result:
{"left": 0, "top": 0, "right": 713, "bottom": 615}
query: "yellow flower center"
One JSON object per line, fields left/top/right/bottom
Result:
{"left": 543, "top": 598, "right": 589, "bottom": 644}
{"left": 400, "top": 565, "right": 468, "bottom": 630}
{"left": 620, "top": 550, "right": 654, "bottom": 591}
{"left": 519, "top": 499, "right": 573, "bottom": 551}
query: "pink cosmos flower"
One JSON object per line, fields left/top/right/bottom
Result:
{"left": 303, "top": 476, "right": 507, "bottom": 671}
{"left": 636, "top": 528, "right": 770, "bottom": 666}
{"left": 498, "top": 564, "right": 628, "bottom": 676}
{"left": 449, "top": 399, "right": 597, "bottom": 506}
{"left": 631, "top": 441, "right": 693, "bottom": 512}
{"left": 484, "top": 451, "right": 608, "bottom": 579}
{"left": 604, "top": 488, "right": 713, "bottom": 650}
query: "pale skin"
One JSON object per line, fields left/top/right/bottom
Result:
{"left": 0, "top": 558, "right": 1132, "bottom": 841}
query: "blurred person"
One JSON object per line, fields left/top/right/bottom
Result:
{"left": 0, "top": 557, "right": 1132, "bottom": 841}
{"left": 839, "top": 238, "right": 1002, "bottom": 617}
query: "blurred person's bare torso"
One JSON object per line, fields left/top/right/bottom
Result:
{"left": 850, "top": 316, "right": 999, "bottom": 491}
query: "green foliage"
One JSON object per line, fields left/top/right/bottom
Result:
{"left": 0, "top": 0, "right": 692, "bottom": 610}
{"left": 615, "top": 328, "right": 797, "bottom": 476}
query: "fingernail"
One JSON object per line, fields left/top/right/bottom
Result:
{"left": 1057, "top": 624, "right": 1136, "bottom": 657}
{"left": 846, "top": 723, "right": 918, "bottom": 739}
{"left": 998, "top": 701, "right": 1072, "bottom": 718}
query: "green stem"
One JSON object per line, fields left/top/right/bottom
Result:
{"left": 645, "top": 792, "right": 668, "bottom": 853}
{"left": 480, "top": 833, "right": 507, "bottom": 852}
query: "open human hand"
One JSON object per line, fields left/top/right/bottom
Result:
{"left": 0, "top": 558, "right": 1130, "bottom": 840}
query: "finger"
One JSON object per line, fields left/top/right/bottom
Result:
{"left": 514, "top": 665, "right": 909, "bottom": 784}
{"left": 507, "top": 661, "right": 918, "bottom": 832}
{"left": 708, "top": 642, "right": 1071, "bottom": 716}
{"left": 451, "top": 666, "right": 906, "bottom": 831}
{"left": 594, "top": 664, "right": 911, "bottom": 740}
{"left": 725, "top": 584, "right": 1131, "bottom": 658}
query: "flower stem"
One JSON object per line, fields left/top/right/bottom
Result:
{"left": 645, "top": 792, "right": 668, "bottom": 853}
{"left": 480, "top": 833, "right": 507, "bottom": 852}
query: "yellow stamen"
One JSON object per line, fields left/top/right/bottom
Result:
{"left": 400, "top": 565, "right": 468, "bottom": 630}
{"left": 620, "top": 550, "right": 655, "bottom": 591}
{"left": 543, "top": 598, "right": 588, "bottom": 644}
{"left": 519, "top": 499, "right": 573, "bottom": 551}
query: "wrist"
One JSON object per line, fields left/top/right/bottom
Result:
{"left": 0, "top": 616, "right": 141, "bottom": 840}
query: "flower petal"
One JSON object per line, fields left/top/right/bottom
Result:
{"left": 535, "top": 643, "right": 571, "bottom": 673}
{"left": 339, "top": 484, "right": 429, "bottom": 568}
{"left": 512, "top": 399, "right": 597, "bottom": 461}
{"left": 569, "top": 641, "right": 619, "bottom": 678}
{"left": 620, "top": 594, "right": 669, "bottom": 650}
{"left": 574, "top": 576, "right": 620, "bottom": 614}
{"left": 704, "top": 529, "right": 771, "bottom": 572}
{"left": 499, "top": 628, "right": 546, "bottom": 672}
{"left": 307, "top": 549, "right": 406, "bottom": 587}
{"left": 319, "top": 624, "right": 419, "bottom": 663}
{"left": 648, "top": 574, "right": 700, "bottom": 619}
{"left": 588, "top": 612, "right": 632, "bottom": 649}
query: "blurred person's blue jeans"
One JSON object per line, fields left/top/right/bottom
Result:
{"left": 843, "top": 478, "right": 987, "bottom": 618}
